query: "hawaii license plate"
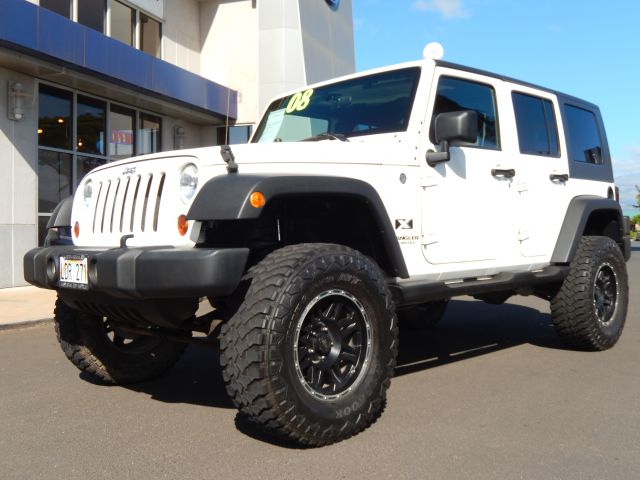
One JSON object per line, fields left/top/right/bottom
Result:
{"left": 59, "top": 255, "right": 88, "bottom": 290}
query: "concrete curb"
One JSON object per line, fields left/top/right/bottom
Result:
{"left": 0, "top": 318, "right": 53, "bottom": 332}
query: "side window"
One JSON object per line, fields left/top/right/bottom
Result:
{"left": 431, "top": 76, "right": 500, "bottom": 149}
{"left": 512, "top": 92, "right": 559, "bottom": 156}
{"left": 564, "top": 105, "right": 603, "bottom": 164}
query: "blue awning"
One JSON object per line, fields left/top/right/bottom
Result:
{"left": 0, "top": 0, "right": 237, "bottom": 120}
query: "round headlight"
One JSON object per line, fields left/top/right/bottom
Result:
{"left": 83, "top": 180, "right": 93, "bottom": 207}
{"left": 179, "top": 163, "right": 198, "bottom": 203}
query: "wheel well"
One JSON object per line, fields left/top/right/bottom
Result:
{"left": 198, "top": 195, "right": 396, "bottom": 275}
{"left": 583, "top": 210, "right": 622, "bottom": 244}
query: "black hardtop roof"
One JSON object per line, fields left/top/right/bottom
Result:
{"left": 435, "top": 60, "right": 600, "bottom": 112}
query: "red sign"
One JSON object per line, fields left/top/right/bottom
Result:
{"left": 111, "top": 130, "right": 133, "bottom": 145}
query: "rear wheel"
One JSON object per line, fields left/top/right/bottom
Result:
{"left": 54, "top": 297, "right": 188, "bottom": 384}
{"left": 220, "top": 244, "right": 398, "bottom": 446}
{"left": 550, "top": 236, "right": 628, "bottom": 350}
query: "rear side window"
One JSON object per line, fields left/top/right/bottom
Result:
{"left": 564, "top": 105, "right": 603, "bottom": 164}
{"left": 512, "top": 92, "right": 559, "bottom": 157}
{"left": 431, "top": 76, "right": 500, "bottom": 149}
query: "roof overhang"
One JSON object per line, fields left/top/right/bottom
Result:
{"left": 0, "top": 0, "right": 237, "bottom": 123}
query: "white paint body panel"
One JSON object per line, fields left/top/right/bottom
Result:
{"left": 71, "top": 59, "right": 615, "bottom": 282}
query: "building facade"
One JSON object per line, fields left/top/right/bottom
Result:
{"left": 0, "top": 0, "right": 355, "bottom": 287}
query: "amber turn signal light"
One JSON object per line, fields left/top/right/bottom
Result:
{"left": 177, "top": 215, "right": 188, "bottom": 236}
{"left": 73, "top": 221, "right": 80, "bottom": 238}
{"left": 250, "top": 191, "right": 265, "bottom": 208}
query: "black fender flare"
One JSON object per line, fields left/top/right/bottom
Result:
{"left": 47, "top": 196, "right": 74, "bottom": 228}
{"left": 551, "top": 196, "right": 629, "bottom": 263}
{"left": 187, "top": 174, "right": 409, "bottom": 278}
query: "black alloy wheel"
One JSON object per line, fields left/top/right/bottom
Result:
{"left": 293, "top": 289, "right": 372, "bottom": 400}
{"left": 593, "top": 263, "right": 618, "bottom": 326}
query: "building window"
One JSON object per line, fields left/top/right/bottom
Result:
{"left": 38, "top": 85, "right": 73, "bottom": 150}
{"left": 38, "top": 0, "right": 162, "bottom": 58}
{"left": 40, "top": 0, "right": 71, "bottom": 18}
{"left": 78, "top": 0, "right": 106, "bottom": 33}
{"left": 110, "top": 0, "right": 135, "bottom": 47}
{"left": 37, "top": 83, "right": 163, "bottom": 245}
{"left": 139, "top": 113, "right": 162, "bottom": 155}
{"left": 431, "top": 76, "right": 500, "bottom": 149}
{"left": 216, "top": 125, "right": 253, "bottom": 145}
{"left": 77, "top": 95, "right": 106, "bottom": 155}
{"left": 140, "top": 13, "right": 161, "bottom": 57}
{"left": 110, "top": 105, "right": 136, "bottom": 160}
{"left": 512, "top": 92, "right": 559, "bottom": 157}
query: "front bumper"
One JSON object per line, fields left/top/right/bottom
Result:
{"left": 24, "top": 245, "right": 249, "bottom": 299}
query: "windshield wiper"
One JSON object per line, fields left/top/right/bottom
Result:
{"left": 300, "top": 133, "right": 349, "bottom": 142}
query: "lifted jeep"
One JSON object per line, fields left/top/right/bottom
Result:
{"left": 25, "top": 45, "right": 630, "bottom": 446}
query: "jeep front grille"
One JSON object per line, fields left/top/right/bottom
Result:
{"left": 91, "top": 173, "right": 166, "bottom": 235}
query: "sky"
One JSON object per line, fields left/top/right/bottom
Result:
{"left": 352, "top": 0, "right": 640, "bottom": 215}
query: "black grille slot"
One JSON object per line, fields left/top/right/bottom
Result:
{"left": 92, "top": 182, "right": 103, "bottom": 233}
{"left": 130, "top": 175, "right": 142, "bottom": 233}
{"left": 119, "top": 176, "right": 131, "bottom": 233}
{"left": 153, "top": 173, "right": 165, "bottom": 232}
{"left": 141, "top": 174, "right": 153, "bottom": 232}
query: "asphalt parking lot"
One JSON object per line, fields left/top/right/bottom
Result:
{"left": 1, "top": 245, "right": 639, "bottom": 480}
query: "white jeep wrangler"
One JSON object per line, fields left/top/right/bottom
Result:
{"left": 25, "top": 47, "right": 631, "bottom": 446}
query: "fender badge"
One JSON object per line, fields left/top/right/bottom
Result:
{"left": 395, "top": 219, "right": 414, "bottom": 230}
{"left": 123, "top": 167, "right": 136, "bottom": 175}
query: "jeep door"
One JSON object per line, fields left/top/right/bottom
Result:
{"left": 420, "top": 68, "right": 514, "bottom": 267}
{"left": 506, "top": 86, "right": 570, "bottom": 258}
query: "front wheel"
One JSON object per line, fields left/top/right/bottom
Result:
{"left": 220, "top": 244, "right": 398, "bottom": 446}
{"left": 54, "top": 298, "right": 188, "bottom": 384}
{"left": 550, "top": 236, "right": 628, "bottom": 351}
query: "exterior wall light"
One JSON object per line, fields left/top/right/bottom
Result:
{"left": 174, "top": 125, "right": 186, "bottom": 149}
{"left": 8, "top": 81, "right": 25, "bottom": 121}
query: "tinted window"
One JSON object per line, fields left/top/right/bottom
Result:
{"left": 78, "top": 0, "right": 106, "bottom": 33}
{"left": 40, "top": 0, "right": 71, "bottom": 18}
{"left": 77, "top": 95, "right": 106, "bottom": 155}
{"left": 38, "top": 85, "right": 73, "bottom": 150}
{"left": 512, "top": 92, "right": 559, "bottom": 156}
{"left": 565, "top": 105, "right": 603, "bottom": 164}
{"left": 38, "top": 150, "right": 72, "bottom": 213}
{"left": 432, "top": 76, "right": 499, "bottom": 149}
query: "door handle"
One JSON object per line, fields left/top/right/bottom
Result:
{"left": 491, "top": 168, "right": 515, "bottom": 178}
{"left": 549, "top": 173, "right": 569, "bottom": 182}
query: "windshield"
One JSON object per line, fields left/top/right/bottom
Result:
{"left": 252, "top": 67, "right": 421, "bottom": 143}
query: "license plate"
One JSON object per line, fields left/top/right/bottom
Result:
{"left": 59, "top": 255, "right": 89, "bottom": 290}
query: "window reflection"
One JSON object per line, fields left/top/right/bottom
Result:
{"left": 110, "top": 106, "right": 136, "bottom": 160}
{"left": 139, "top": 113, "right": 162, "bottom": 154}
{"left": 77, "top": 156, "right": 107, "bottom": 184}
{"left": 38, "top": 150, "right": 72, "bottom": 214}
{"left": 77, "top": 96, "right": 106, "bottom": 155}
{"left": 38, "top": 85, "right": 73, "bottom": 150}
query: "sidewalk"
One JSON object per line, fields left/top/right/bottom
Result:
{"left": 0, "top": 286, "right": 57, "bottom": 330}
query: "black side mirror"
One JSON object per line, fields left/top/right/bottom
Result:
{"left": 426, "top": 110, "right": 479, "bottom": 167}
